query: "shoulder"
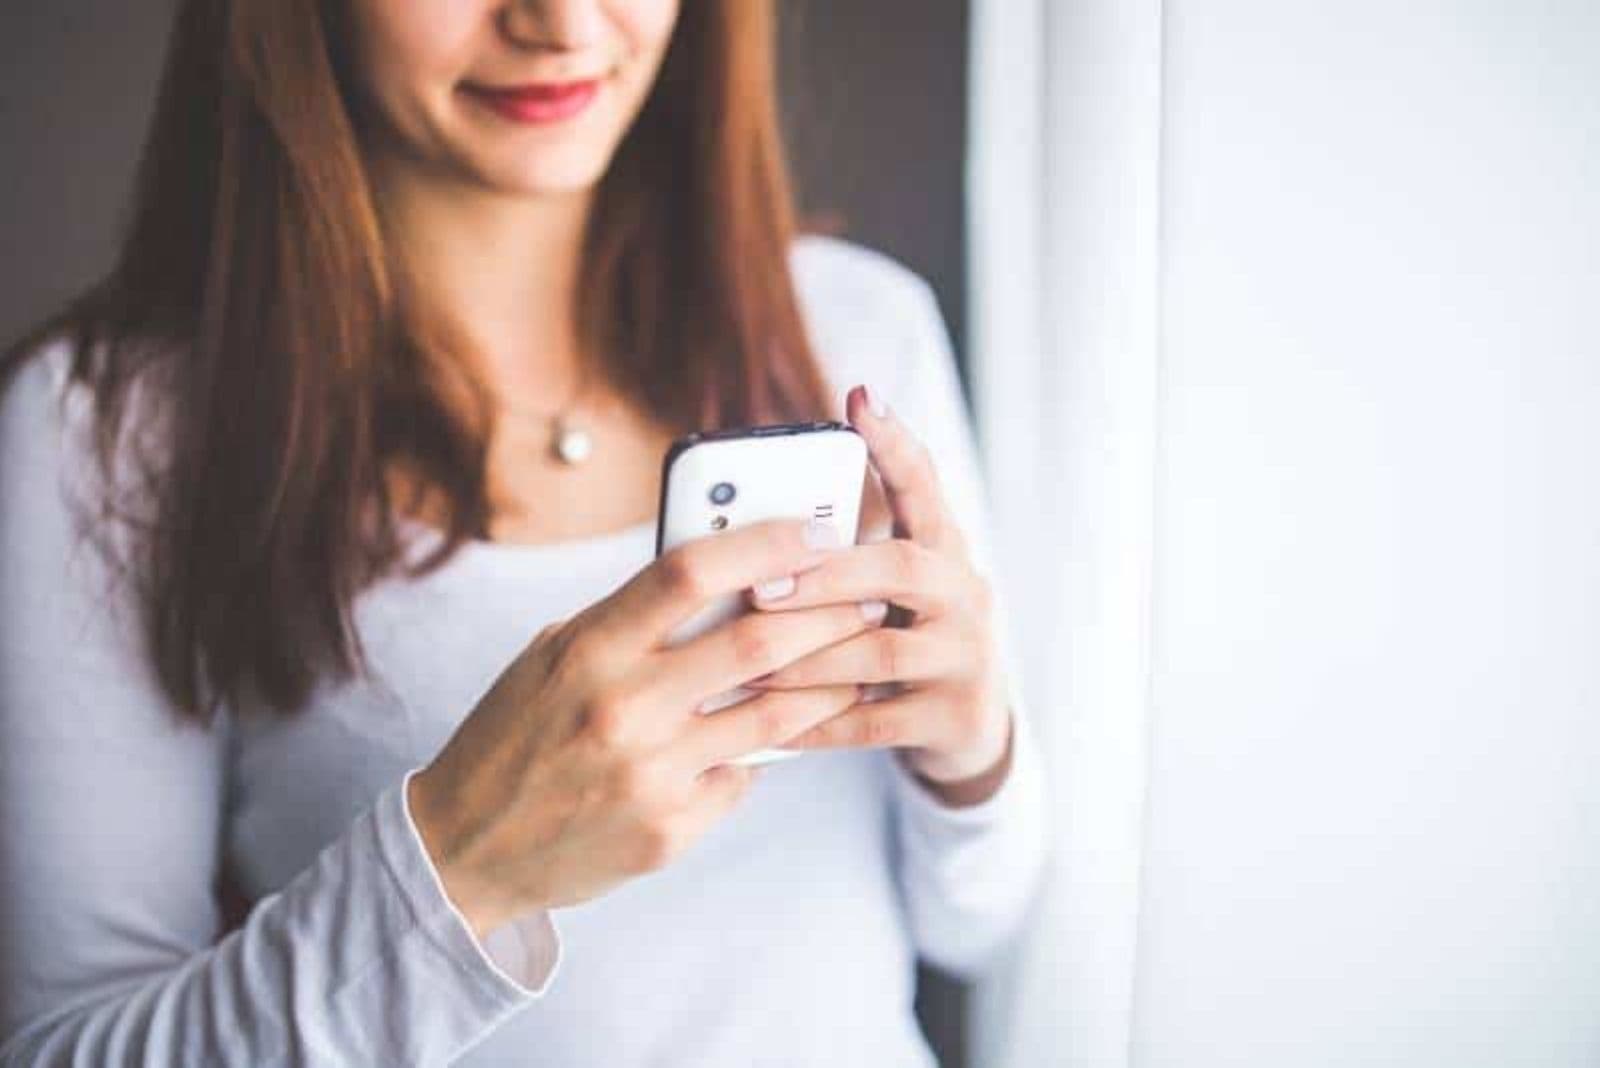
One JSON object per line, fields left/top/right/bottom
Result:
{"left": 786, "top": 234, "right": 952, "bottom": 412}
{"left": 2, "top": 330, "right": 75, "bottom": 405}
{"left": 789, "top": 232, "right": 935, "bottom": 302}
{"left": 788, "top": 232, "right": 941, "bottom": 332}
{"left": 1, "top": 331, "right": 164, "bottom": 563}
{"left": 0, "top": 333, "right": 86, "bottom": 485}
{"left": 2, "top": 329, "right": 171, "bottom": 467}
{"left": 0, "top": 334, "right": 105, "bottom": 558}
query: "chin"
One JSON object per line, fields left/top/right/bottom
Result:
{"left": 473, "top": 153, "right": 613, "bottom": 198}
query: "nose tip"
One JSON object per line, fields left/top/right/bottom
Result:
{"left": 500, "top": 0, "right": 608, "bottom": 52}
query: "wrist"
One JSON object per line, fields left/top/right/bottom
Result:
{"left": 900, "top": 709, "right": 1016, "bottom": 807}
{"left": 405, "top": 769, "right": 506, "bottom": 942}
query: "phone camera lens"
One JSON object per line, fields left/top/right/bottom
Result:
{"left": 709, "top": 481, "right": 737, "bottom": 506}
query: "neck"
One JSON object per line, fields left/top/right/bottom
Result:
{"left": 375, "top": 155, "right": 596, "bottom": 410}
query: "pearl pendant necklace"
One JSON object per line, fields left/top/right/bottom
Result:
{"left": 493, "top": 361, "right": 595, "bottom": 466}
{"left": 552, "top": 414, "right": 593, "bottom": 465}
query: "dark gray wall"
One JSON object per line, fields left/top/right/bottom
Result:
{"left": 0, "top": 4, "right": 973, "bottom": 1065}
{"left": 778, "top": 1, "right": 971, "bottom": 385}
{"left": 0, "top": 6, "right": 175, "bottom": 344}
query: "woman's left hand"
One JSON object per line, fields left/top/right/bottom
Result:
{"left": 743, "top": 383, "right": 1016, "bottom": 805}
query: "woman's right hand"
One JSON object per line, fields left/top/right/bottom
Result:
{"left": 406, "top": 516, "right": 875, "bottom": 940}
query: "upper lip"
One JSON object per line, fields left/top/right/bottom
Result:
{"left": 463, "top": 76, "right": 605, "bottom": 96}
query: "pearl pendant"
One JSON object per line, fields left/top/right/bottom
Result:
{"left": 553, "top": 418, "right": 593, "bottom": 465}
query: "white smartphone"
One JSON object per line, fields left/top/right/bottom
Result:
{"left": 654, "top": 420, "right": 869, "bottom": 767}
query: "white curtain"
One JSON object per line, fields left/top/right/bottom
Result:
{"left": 964, "top": 2, "right": 1164, "bottom": 1066}
{"left": 963, "top": 3, "right": 1600, "bottom": 1066}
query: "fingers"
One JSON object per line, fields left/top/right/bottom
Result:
{"left": 682, "top": 762, "right": 762, "bottom": 829}
{"left": 589, "top": 516, "right": 846, "bottom": 656}
{"left": 847, "top": 384, "right": 967, "bottom": 556}
{"left": 653, "top": 600, "right": 880, "bottom": 712}
{"left": 745, "top": 536, "right": 966, "bottom": 620}
{"left": 779, "top": 686, "right": 942, "bottom": 753}
{"left": 692, "top": 760, "right": 759, "bottom": 798}
{"left": 746, "top": 624, "right": 953, "bottom": 691}
{"left": 675, "top": 684, "right": 861, "bottom": 772}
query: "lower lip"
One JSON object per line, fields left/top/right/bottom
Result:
{"left": 462, "top": 80, "right": 601, "bottom": 125}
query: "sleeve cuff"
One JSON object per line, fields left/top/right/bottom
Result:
{"left": 886, "top": 708, "right": 1036, "bottom": 829}
{"left": 377, "top": 769, "right": 564, "bottom": 1000}
{"left": 884, "top": 703, "right": 1050, "bottom": 978}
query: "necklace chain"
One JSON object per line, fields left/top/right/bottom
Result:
{"left": 491, "top": 361, "right": 596, "bottom": 466}
{"left": 493, "top": 359, "right": 590, "bottom": 423}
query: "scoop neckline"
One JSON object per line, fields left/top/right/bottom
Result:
{"left": 396, "top": 512, "right": 657, "bottom": 565}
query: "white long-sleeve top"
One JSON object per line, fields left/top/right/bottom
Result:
{"left": 0, "top": 235, "right": 1048, "bottom": 1067}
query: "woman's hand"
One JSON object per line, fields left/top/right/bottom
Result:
{"left": 743, "top": 384, "right": 1016, "bottom": 805}
{"left": 406, "top": 516, "right": 878, "bottom": 941}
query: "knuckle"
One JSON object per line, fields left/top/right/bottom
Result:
{"left": 609, "top": 758, "right": 659, "bottom": 806}
{"left": 873, "top": 629, "right": 903, "bottom": 680}
{"left": 560, "top": 626, "right": 606, "bottom": 680}
{"left": 601, "top": 680, "right": 645, "bottom": 723}
{"left": 585, "top": 690, "right": 637, "bottom": 749}
{"left": 658, "top": 548, "right": 709, "bottom": 602}
{"left": 728, "top": 617, "right": 777, "bottom": 670}
{"left": 858, "top": 713, "right": 901, "bottom": 748}
{"left": 584, "top": 707, "right": 623, "bottom": 748}
{"left": 753, "top": 696, "right": 796, "bottom": 746}
{"left": 635, "top": 817, "right": 681, "bottom": 871}
{"left": 534, "top": 618, "right": 568, "bottom": 648}
{"left": 890, "top": 538, "right": 925, "bottom": 588}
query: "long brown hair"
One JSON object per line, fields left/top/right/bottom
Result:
{"left": 0, "top": 0, "right": 837, "bottom": 723}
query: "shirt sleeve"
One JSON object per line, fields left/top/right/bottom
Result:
{"left": 870, "top": 274, "right": 1052, "bottom": 982}
{"left": 0, "top": 341, "right": 561, "bottom": 1066}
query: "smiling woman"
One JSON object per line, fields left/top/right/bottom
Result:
{"left": 0, "top": 2, "right": 1046, "bottom": 1066}
{"left": 1, "top": 0, "right": 839, "bottom": 720}
{"left": 344, "top": 0, "right": 681, "bottom": 190}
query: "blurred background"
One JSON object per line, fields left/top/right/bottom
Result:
{"left": 5, "top": 3, "right": 1598, "bottom": 1067}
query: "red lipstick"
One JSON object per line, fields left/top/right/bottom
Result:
{"left": 460, "top": 78, "right": 602, "bottom": 125}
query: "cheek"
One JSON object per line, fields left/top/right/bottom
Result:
{"left": 585, "top": 0, "right": 680, "bottom": 144}
{"left": 609, "top": 0, "right": 681, "bottom": 65}
{"left": 346, "top": 1, "right": 488, "bottom": 117}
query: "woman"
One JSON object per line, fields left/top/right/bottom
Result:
{"left": 0, "top": 1, "right": 1046, "bottom": 1065}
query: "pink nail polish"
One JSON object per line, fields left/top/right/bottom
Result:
{"left": 753, "top": 575, "right": 796, "bottom": 601}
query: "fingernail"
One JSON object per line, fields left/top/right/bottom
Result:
{"left": 753, "top": 575, "right": 796, "bottom": 601}
{"left": 860, "top": 599, "right": 888, "bottom": 624}
{"left": 864, "top": 384, "right": 890, "bottom": 419}
{"left": 804, "top": 518, "right": 842, "bottom": 549}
